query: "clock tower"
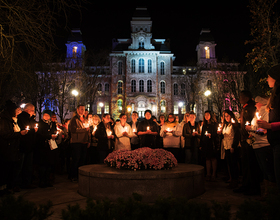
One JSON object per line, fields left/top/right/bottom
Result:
{"left": 128, "top": 7, "right": 155, "bottom": 50}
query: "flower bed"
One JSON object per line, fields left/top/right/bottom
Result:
{"left": 104, "top": 147, "right": 178, "bottom": 170}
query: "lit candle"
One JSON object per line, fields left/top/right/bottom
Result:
{"left": 256, "top": 112, "right": 261, "bottom": 120}
{"left": 83, "top": 123, "right": 89, "bottom": 128}
{"left": 35, "top": 123, "right": 38, "bottom": 128}
{"left": 147, "top": 126, "right": 150, "bottom": 131}
{"left": 245, "top": 121, "right": 250, "bottom": 126}
{"left": 56, "top": 131, "right": 59, "bottom": 136}
{"left": 107, "top": 130, "right": 112, "bottom": 136}
{"left": 26, "top": 126, "right": 30, "bottom": 130}
{"left": 167, "top": 128, "right": 171, "bottom": 132}
{"left": 193, "top": 129, "right": 195, "bottom": 133}
{"left": 93, "top": 126, "right": 97, "bottom": 132}
{"left": 231, "top": 118, "right": 235, "bottom": 123}
{"left": 205, "top": 131, "right": 208, "bottom": 135}
{"left": 133, "top": 129, "right": 136, "bottom": 132}
{"left": 218, "top": 124, "right": 222, "bottom": 132}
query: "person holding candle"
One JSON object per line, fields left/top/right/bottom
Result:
{"left": 114, "top": 113, "right": 134, "bottom": 150}
{"left": 0, "top": 100, "right": 28, "bottom": 194}
{"left": 200, "top": 110, "right": 218, "bottom": 181}
{"left": 182, "top": 111, "right": 201, "bottom": 164}
{"left": 160, "top": 113, "right": 182, "bottom": 161}
{"left": 95, "top": 113, "right": 115, "bottom": 163}
{"left": 87, "top": 114, "right": 101, "bottom": 164}
{"left": 257, "top": 64, "right": 280, "bottom": 192}
{"left": 137, "top": 110, "right": 158, "bottom": 149}
{"left": 245, "top": 96, "right": 276, "bottom": 197}
{"left": 219, "top": 110, "right": 240, "bottom": 189}
{"left": 234, "top": 90, "right": 261, "bottom": 195}
{"left": 17, "top": 103, "right": 38, "bottom": 189}
{"left": 37, "top": 110, "right": 57, "bottom": 187}
{"left": 128, "top": 111, "right": 140, "bottom": 150}
{"left": 180, "top": 112, "right": 190, "bottom": 149}
{"left": 68, "top": 105, "right": 90, "bottom": 182}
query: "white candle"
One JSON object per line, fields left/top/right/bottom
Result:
{"left": 133, "top": 129, "right": 136, "bottom": 132}
{"left": 217, "top": 124, "right": 222, "bottom": 132}
{"left": 93, "top": 126, "right": 97, "bottom": 132}
{"left": 193, "top": 129, "right": 195, "bottom": 133}
{"left": 205, "top": 131, "right": 208, "bottom": 135}
{"left": 231, "top": 118, "right": 235, "bottom": 123}
{"left": 107, "top": 131, "right": 112, "bottom": 136}
{"left": 147, "top": 126, "right": 150, "bottom": 131}
{"left": 256, "top": 112, "right": 261, "bottom": 120}
{"left": 35, "top": 124, "right": 38, "bottom": 128}
{"left": 26, "top": 126, "right": 30, "bottom": 130}
{"left": 56, "top": 131, "right": 59, "bottom": 135}
{"left": 245, "top": 121, "right": 250, "bottom": 126}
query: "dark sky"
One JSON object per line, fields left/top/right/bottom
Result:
{"left": 57, "top": 1, "right": 251, "bottom": 66}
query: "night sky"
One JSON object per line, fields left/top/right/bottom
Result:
{"left": 56, "top": 1, "right": 251, "bottom": 66}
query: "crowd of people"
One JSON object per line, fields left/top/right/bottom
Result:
{"left": 1, "top": 65, "right": 280, "bottom": 198}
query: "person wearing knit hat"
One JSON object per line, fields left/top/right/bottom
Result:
{"left": 42, "top": 110, "right": 53, "bottom": 118}
{"left": 257, "top": 64, "right": 280, "bottom": 192}
{"left": 267, "top": 64, "right": 280, "bottom": 82}
{"left": 137, "top": 109, "right": 158, "bottom": 148}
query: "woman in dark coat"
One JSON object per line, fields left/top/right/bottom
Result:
{"left": 36, "top": 110, "right": 57, "bottom": 188}
{"left": 95, "top": 113, "right": 115, "bottom": 163}
{"left": 0, "top": 101, "right": 28, "bottom": 193}
{"left": 200, "top": 110, "right": 218, "bottom": 181}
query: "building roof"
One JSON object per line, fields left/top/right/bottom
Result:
{"left": 67, "top": 29, "right": 83, "bottom": 42}
{"left": 199, "top": 28, "right": 215, "bottom": 43}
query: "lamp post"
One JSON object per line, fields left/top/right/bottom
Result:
{"left": 204, "top": 89, "right": 212, "bottom": 110}
{"left": 71, "top": 89, "right": 79, "bottom": 109}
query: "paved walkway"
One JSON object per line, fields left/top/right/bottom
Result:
{"left": 15, "top": 170, "right": 263, "bottom": 220}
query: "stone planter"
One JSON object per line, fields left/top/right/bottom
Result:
{"left": 78, "top": 163, "right": 204, "bottom": 202}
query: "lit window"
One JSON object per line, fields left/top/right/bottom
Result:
{"left": 148, "top": 59, "right": 152, "bottom": 73}
{"left": 104, "top": 102, "right": 109, "bottom": 114}
{"left": 131, "top": 80, "right": 136, "bottom": 92}
{"left": 160, "top": 81, "right": 165, "bottom": 94}
{"left": 118, "top": 81, "right": 123, "bottom": 94}
{"left": 72, "top": 46, "right": 77, "bottom": 58}
{"left": 181, "top": 105, "right": 186, "bottom": 114}
{"left": 160, "top": 62, "right": 165, "bottom": 75}
{"left": 204, "top": 46, "right": 210, "bottom": 59}
{"left": 160, "top": 100, "right": 166, "bottom": 113}
{"left": 131, "top": 59, "right": 135, "bottom": 73}
{"left": 147, "top": 80, "right": 152, "bottom": 92}
{"left": 118, "top": 62, "right": 123, "bottom": 75}
{"left": 86, "top": 104, "right": 90, "bottom": 112}
{"left": 174, "top": 84, "right": 178, "bottom": 95}
{"left": 139, "top": 58, "right": 144, "bottom": 73}
{"left": 117, "top": 99, "right": 123, "bottom": 111}
{"left": 139, "top": 80, "right": 144, "bottom": 92}
{"left": 174, "top": 104, "right": 179, "bottom": 114}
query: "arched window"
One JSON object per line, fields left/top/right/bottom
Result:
{"left": 131, "top": 59, "right": 135, "bottom": 73}
{"left": 147, "top": 80, "right": 152, "bottom": 92}
{"left": 204, "top": 46, "right": 210, "bottom": 59}
{"left": 139, "top": 42, "right": 144, "bottom": 49}
{"left": 117, "top": 99, "right": 123, "bottom": 111}
{"left": 118, "top": 61, "right": 122, "bottom": 75}
{"left": 139, "top": 80, "right": 144, "bottom": 92}
{"left": 181, "top": 83, "right": 185, "bottom": 95}
{"left": 160, "top": 81, "right": 165, "bottom": 94}
{"left": 105, "top": 83, "right": 110, "bottom": 94}
{"left": 72, "top": 46, "right": 77, "bottom": 58}
{"left": 174, "top": 83, "right": 178, "bottom": 95}
{"left": 160, "top": 100, "right": 166, "bottom": 113}
{"left": 160, "top": 62, "right": 165, "bottom": 75}
{"left": 148, "top": 59, "right": 152, "bottom": 73}
{"left": 118, "top": 81, "right": 123, "bottom": 94}
{"left": 139, "top": 58, "right": 144, "bottom": 73}
{"left": 207, "top": 80, "right": 212, "bottom": 90}
{"left": 97, "top": 83, "right": 102, "bottom": 92}
{"left": 131, "top": 80, "right": 136, "bottom": 92}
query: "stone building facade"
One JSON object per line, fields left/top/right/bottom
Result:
{"left": 39, "top": 7, "right": 245, "bottom": 121}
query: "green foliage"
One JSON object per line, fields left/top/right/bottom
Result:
{"left": 0, "top": 195, "right": 53, "bottom": 220}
